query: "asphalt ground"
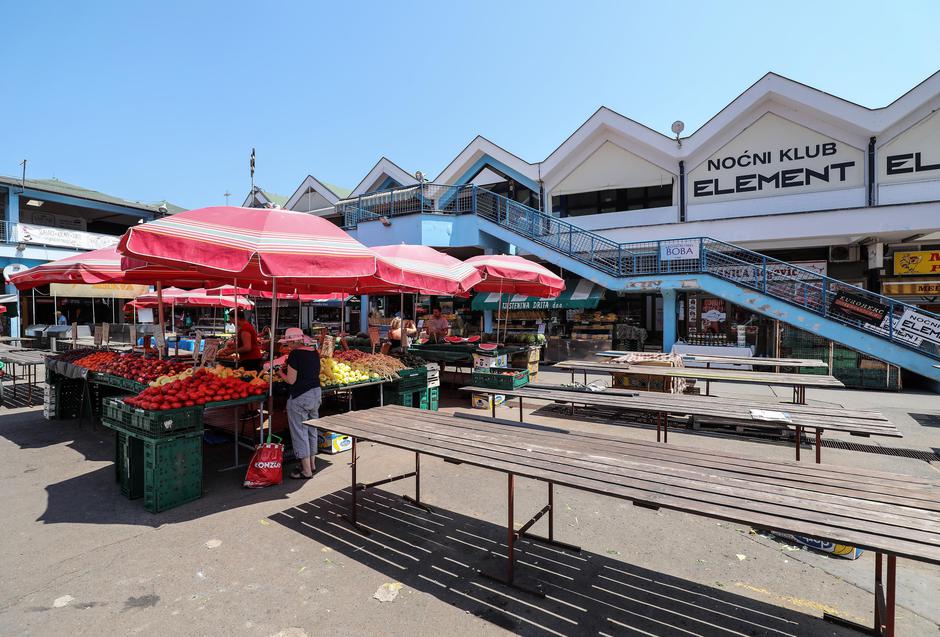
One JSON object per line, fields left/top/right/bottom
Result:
{"left": 0, "top": 367, "right": 938, "bottom": 636}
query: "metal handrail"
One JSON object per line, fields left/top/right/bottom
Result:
{"left": 338, "top": 182, "right": 940, "bottom": 360}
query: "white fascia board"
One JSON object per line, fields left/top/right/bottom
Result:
{"left": 542, "top": 125, "right": 679, "bottom": 192}
{"left": 435, "top": 136, "right": 538, "bottom": 184}
{"left": 349, "top": 157, "right": 417, "bottom": 197}
{"left": 285, "top": 175, "right": 342, "bottom": 210}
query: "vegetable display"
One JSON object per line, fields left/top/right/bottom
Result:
{"left": 124, "top": 368, "right": 267, "bottom": 410}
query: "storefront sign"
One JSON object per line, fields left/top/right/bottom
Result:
{"left": 893, "top": 250, "right": 940, "bottom": 276}
{"left": 879, "top": 110, "right": 940, "bottom": 184}
{"left": 17, "top": 223, "right": 119, "bottom": 251}
{"left": 882, "top": 280, "right": 940, "bottom": 296}
{"left": 897, "top": 308, "right": 940, "bottom": 346}
{"left": 689, "top": 113, "right": 864, "bottom": 202}
{"left": 712, "top": 260, "right": 827, "bottom": 283}
{"left": 700, "top": 299, "right": 726, "bottom": 324}
{"left": 660, "top": 240, "right": 700, "bottom": 261}
{"left": 49, "top": 283, "right": 151, "bottom": 299}
{"left": 829, "top": 292, "right": 888, "bottom": 325}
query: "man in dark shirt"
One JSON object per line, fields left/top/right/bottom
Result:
{"left": 281, "top": 328, "right": 321, "bottom": 479}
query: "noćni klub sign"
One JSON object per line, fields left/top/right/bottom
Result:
{"left": 896, "top": 308, "right": 940, "bottom": 346}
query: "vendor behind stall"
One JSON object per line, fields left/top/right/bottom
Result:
{"left": 234, "top": 311, "right": 265, "bottom": 371}
{"left": 426, "top": 308, "right": 450, "bottom": 342}
{"left": 389, "top": 314, "right": 417, "bottom": 349}
{"left": 280, "top": 327, "right": 321, "bottom": 480}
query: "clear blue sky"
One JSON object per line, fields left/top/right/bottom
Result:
{"left": 2, "top": 0, "right": 939, "bottom": 209}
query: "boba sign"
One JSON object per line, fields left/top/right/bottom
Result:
{"left": 660, "top": 240, "right": 700, "bottom": 261}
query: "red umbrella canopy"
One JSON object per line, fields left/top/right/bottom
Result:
{"left": 370, "top": 244, "right": 483, "bottom": 295}
{"left": 203, "top": 285, "right": 345, "bottom": 302}
{"left": 118, "top": 206, "right": 400, "bottom": 293}
{"left": 127, "top": 287, "right": 254, "bottom": 310}
{"left": 465, "top": 254, "right": 565, "bottom": 297}
{"left": 8, "top": 245, "right": 228, "bottom": 290}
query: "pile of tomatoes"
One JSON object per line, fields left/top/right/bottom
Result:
{"left": 73, "top": 351, "right": 120, "bottom": 371}
{"left": 124, "top": 368, "right": 267, "bottom": 411}
{"left": 93, "top": 354, "right": 191, "bottom": 384}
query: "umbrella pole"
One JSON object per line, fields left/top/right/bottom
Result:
{"left": 111, "top": 292, "right": 116, "bottom": 324}
{"left": 156, "top": 282, "right": 165, "bottom": 359}
{"left": 232, "top": 279, "right": 238, "bottom": 370}
{"left": 92, "top": 297, "right": 96, "bottom": 325}
{"left": 31, "top": 289, "right": 36, "bottom": 326}
{"left": 266, "top": 277, "right": 278, "bottom": 445}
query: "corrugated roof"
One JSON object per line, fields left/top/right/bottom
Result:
{"left": 321, "top": 182, "right": 351, "bottom": 198}
{"left": 0, "top": 175, "right": 167, "bottom": 213}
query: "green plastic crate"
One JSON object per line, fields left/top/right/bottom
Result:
{"left": 103, "top": 398, "right": 203, "bottom": 437}
{"left": 391, "top": 366, "right": 428, "bottom": 392}
{"left": 117, "top": 432, "right": 145, "bottom": 500}
{"left": 143, "top": 429, "right": 203, "bottom": 513}
{"left": 428, "top": 387, "right": 439, "bottom": 411}
{"left": 386, "top": 389, "right": 415, "bottom": 407}
{"left": 471, "top": 367, "right": 529, "bottom": 390}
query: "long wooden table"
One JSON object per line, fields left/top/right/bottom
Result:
{"left": 459, "top": 384, "right": 899, "bottom": 463}
{"left": 597, "top": 350, "right": 829, "bottom": 368}
{"left": 557, "top": 359, "right": 843, "bottom": 404}
{"left": 0, "top": 349, "right": 47, "bottom": 406}
{"left": 314, "top": 405, "right": 940, "bottom": 636}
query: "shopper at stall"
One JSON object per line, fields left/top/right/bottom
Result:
{"left": 235, "top": 312, "right": 265, "bottom": 371}
{"left": 55, "top": 311, "right": 67, "bottom": 326}
{"left": 280, "top": 327, "right": 321, "bottom": 480}
{"left": 427, "top": 308, "right": 451, "bottom": 342}
{"left": 388, "top": 314, "right": 417, "bottom": 349}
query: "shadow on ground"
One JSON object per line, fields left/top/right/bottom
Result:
{"left": 271, "top": 487, "right": 860, "bottom": 636}
{"left": 0, "top": 409, "right": 328, "bottom": 528}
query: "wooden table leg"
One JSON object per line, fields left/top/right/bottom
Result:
{"left": 662, "top": 412, "right": 668, "bottom": 443}
{"left": 506, "top": 473, "right": 515, "bottom": 584}
{"left": 815, "top": 428, "right": 823, "bottom": 464}
{"left": 795, "top": 425, "right": 802, "bottom": 461}
{"left": 518, "top": 397, "right": 524, "bottom": 423}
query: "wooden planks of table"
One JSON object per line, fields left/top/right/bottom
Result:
{"left": 313, "top": 405, "right": 940, "bottom": 636}
{"left": 557, "top": 359, "right": 843, "bottom": 404}
{"left": 459, "top": 384, "right": 899, "bottom": 463}
{"left": 597, "top": 350, "right": 829, "bottom": 368}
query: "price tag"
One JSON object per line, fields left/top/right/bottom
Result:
{"left": 193, "top": 331, "right": 203, "bottom": 361}
{"left": 201, "top": 339, "right": 219, "bottom": 367}
{"left": 417, "top": 319, "right": 425, "bottom": 329}
{"left": 368, "top": 326, "right": 379, "bottom": 345}
{"left": 93, "top": 325, "right": 103, "bottom": 347}
{"left": 102, "top": 322, "right": 110, "bottom": 344}
{"left": 129, "top": 325, "right": 137, "bottom": 349}
{"left": 155, "top": 330, "right": 166, "bottom": 349}
{"left": 71, "top": 322, "right": 78, "bottom": 345}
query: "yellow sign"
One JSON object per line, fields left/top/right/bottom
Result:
{"left": 893, "top": 250, "right": 940, "bottom": 275}
{"left": 882, "top": 280, "right": 940, "bottom": 296}
{"left": 49, "top": 283, "right": 151, "bottom": 299}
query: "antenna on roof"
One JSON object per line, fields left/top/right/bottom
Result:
{"left": 224, "top": 190, "right": 231, "bottom": 206}
{"left": 19, "top": 159, "right": 26, "bottom": 192}
{"left": 671, "top": 121, "right": 685, "bottom": 148}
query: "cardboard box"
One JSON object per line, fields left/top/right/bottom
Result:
{"left": 472, "top": 393, "right": 505, "bottom": 410}
{"left": 473, "top": 353, "right": 508, "bottom": 369}
{"left": 318, "top": 431, "right": 352, "bottom": 454}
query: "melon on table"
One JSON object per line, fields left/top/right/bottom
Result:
{"left": 444, "top": 336, "right": 464, "bottom": 344}
{"left": 466, "top": 335, "right": 481, "bottom": 343}
{"left": 477, "top": 343, "right": 498, "bottom": 352}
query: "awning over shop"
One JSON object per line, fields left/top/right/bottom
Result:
{"left": 882, "top": 280, "right": 940, "bottom": 297}
{"left": 471, "top": 279, "right": 604, "bottom": 311}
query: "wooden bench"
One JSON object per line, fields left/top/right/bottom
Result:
{"left": 314, "top": 405, "right": 940, "bottom": 637}
{"left": 460, "top": 384, "right": 898, "bottom": 463}
{"left": 557, "top": 359, "right": 843, "bottom": 404}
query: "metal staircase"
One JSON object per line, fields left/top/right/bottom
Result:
{"left": 340, "top": 183, "right": 940, "bottom": 380}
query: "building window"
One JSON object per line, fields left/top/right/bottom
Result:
{"left": 552, "top": 184, "right": 673, "bottom": 217}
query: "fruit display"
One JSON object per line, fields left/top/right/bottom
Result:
{"left": 73, "top": 351, "right": 121, "bottom": 370}
{"left": 55, "top": 348, "right": 102, "bottom": 364}
{"left": 501, "top": 333, "right": 547, "bottom": 345}
{"left": 148, "top": 364, "right": 270, "bottom": 388}
{"left": 392, "top": 351, "right": 427, "bottom": 369}
{"left": 124, "top": 368, "right": 267, "bottom": 410}
{"left": 320, "top": 358, "right": 377, "bottom": 387}
{"left": 92, "top": 353, "right": 192, "bottom": 384}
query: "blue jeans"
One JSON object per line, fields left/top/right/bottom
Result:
{"left": 287, "top": 387, "right": 321, "bottom": 459}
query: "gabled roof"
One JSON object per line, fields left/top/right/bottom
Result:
{"left": 284, "top": 175, "right": 350, "bottom": 211}
{"left": 348, "top": 157, "right": 417, "bottom": 197}
{"left": 434, "top": 135, "right": 540, "bottom": 191}
{"left": 242, "top": 187, "right": 288, "bottom": 208}
{"left": 151, "top": 200, "right": 187, "bottom": 215}
{"left": 0, "top": 175, "right": 166, "bottom": 213}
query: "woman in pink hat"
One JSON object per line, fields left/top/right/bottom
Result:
{"left": 280, "top": 327, "right": 321, "bottom": 479}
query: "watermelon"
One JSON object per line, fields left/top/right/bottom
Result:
{"left": 444, "top": 336, "right": 464, "bottom": 344}
{"left": 477, "top": 343, "right": 498, "bottom": 352}
{"left": 466, "top": 335, "right": 481, "bottom": 343}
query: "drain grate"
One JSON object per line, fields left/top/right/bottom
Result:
{"left": 820, "top": 439, "right": 940, "bottom": 463}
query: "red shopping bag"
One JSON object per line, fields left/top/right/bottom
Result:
{"left": 244, "top": 441, "right": 283, "bottom": 488}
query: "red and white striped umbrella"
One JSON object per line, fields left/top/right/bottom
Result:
{"left": 8, "top": 245, "right": 226, "bottom": 290}
{"left": 370, "top": 244, "right": 483, "bottom": 295}
{"left": 127, "top": 287, "right": 254, "bottom": 311}
{"left": 465, "top": 254, "right": 565, "bottom": 297}
{"left": 117, "top": 206, "right": 401, "bottom": 293}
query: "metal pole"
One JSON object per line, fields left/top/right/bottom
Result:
{"left": 266, "top": 277, "right": 278, "bottom": 445}
{"left": 506, "top": 473, "right": 515, "bottom": 584}
{"left": 156, "top": 282, "right": 165, "bottom": 358}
